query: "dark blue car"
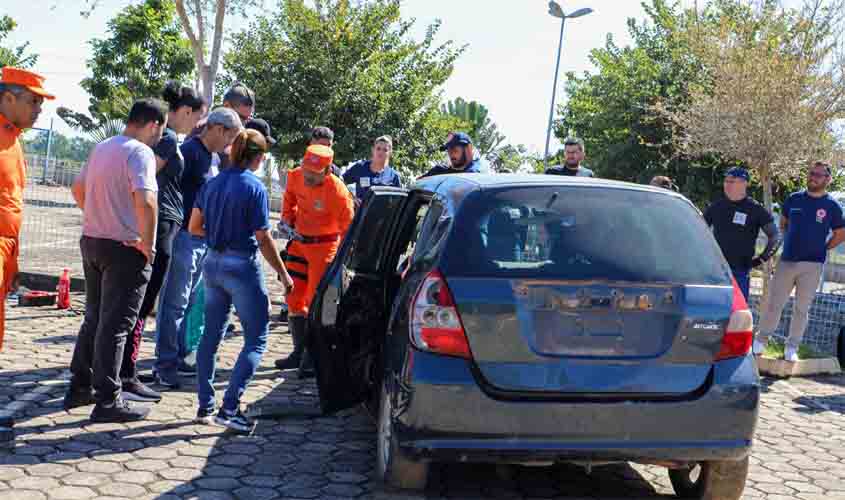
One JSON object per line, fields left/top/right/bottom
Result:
{"left": 308, "top": 174, "right": 759, "bottom": 498}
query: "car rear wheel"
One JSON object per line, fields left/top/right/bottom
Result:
{"left": 668, "top": 458, "right": 748, "bottom": 499}
{"left": 376, "top": 381, "right": 429, "bottom": 490}
{"left": 837, "top": 326, "right": 844, "bottom": 368}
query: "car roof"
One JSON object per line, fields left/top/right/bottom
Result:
{"left": 412, "top": 173, "right": 688, "bottom": 202}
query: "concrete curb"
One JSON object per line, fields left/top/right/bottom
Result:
{"left": 758, "top": 356, "right": 842, "bottom": 378}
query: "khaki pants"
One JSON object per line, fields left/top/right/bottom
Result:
{"left": 757, "top": 260, "right": 823, "bottom": 350}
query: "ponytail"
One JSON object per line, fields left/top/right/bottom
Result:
{"left": 231, "top": 129, "right": 268, "bottom": 167}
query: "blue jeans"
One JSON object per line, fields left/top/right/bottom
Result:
{"left": 197, "top": 250, "right": 269, "bottom": 413}
{"left": 732, "top": 267, "right": 751, "bottom": 300}
{"left": 155, "top": 230, "right": 207, "bottom": 373}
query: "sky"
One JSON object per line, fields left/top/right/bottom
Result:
{"left": 3, "top": 0, "right": 697, "bottom": 154}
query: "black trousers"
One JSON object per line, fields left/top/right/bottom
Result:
{"left": 70, "top": 236, "right": 151, "bottom": 404}
{"left": 119, "top": 219, "right": 180, "bottom": 379}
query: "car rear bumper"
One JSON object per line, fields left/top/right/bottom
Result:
{"left": 393, "top": 350, "right": 759, "bottom": 464}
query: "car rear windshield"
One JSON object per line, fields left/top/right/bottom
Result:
{"left": 442, "top": 186, "right": 732, "bottom": 285}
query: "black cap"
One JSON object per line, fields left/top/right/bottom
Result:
{"left": 440, "top": 132, "right": 472, "bottom": 151}
{"left": 245, "top": 118, "right": 276, "bottom": 145}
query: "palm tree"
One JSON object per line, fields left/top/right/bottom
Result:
{"left": 440, "top": 98, "right": 506, "bottom": 158}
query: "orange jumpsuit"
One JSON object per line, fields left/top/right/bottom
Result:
{"left": 282, "top": 167, "right": 354, "bottom": 315}
{"left": 0, "top": 113, "right": 26, "bottom": 350}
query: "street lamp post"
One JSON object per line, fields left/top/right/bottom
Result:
{"left": 543, "top": 2, "right": 593, "bottom": 171}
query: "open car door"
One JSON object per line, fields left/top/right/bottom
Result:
{"left": 307, "top": 187, "right": 409, "bottom": 414}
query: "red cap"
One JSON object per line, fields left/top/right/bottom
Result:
{"left": 302, "top": 144, "right": 334, "bottom": 173}
{"left": 1, "top": 67, "right": 55, "bottom": 100}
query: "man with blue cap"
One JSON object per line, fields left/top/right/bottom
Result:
{"left": 704, "top": 167, "right": 781, "bottom": 301}
{"left": 420, "top": 132, "right": 485, "bottom": 178}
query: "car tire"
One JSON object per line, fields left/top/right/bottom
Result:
{"left": 837, "top": 326, "right": 844, "bottom": 369}
{"left": 376, "top": 381, "right": 429, "bottom": 491}
{"left": 668, "top": 457, "right": 748, "bottom": 499}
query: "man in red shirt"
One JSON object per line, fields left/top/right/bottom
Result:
{"left": 0, "top": 67, "right": 55, "bottom": 349}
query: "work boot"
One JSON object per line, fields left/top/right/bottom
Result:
{"left": 275, "top": 316, "right": 305, "bottom": 370}
{"left": 297, "top": 320, "right": 315, "bottom": 380}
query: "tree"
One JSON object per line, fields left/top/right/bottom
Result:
{"left": 0, "top": 15, "right": 38, "bottom": 68}
{"left": 71, "top": 0, "right": 195, "bottom": 122}
{"left": 440, "top": 98, "right": 506, "bottom": 159}
{"left": 653, "top": 0, "right": 845, "bottom": 214}
{"left": 78, "top": 0, "right": 259, "bottom": 106}
{"left": 23, "top": 131, "right": 96, "bottom": 162}
{"left": 222, "top": 0, "right": 465, "bottom": 178}
{"left": 556, "top": 0, "right": 729, "bottom": 208}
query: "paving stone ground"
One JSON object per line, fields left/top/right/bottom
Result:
{"left": 1, "top": 290, "right": 845, "bottom": 499}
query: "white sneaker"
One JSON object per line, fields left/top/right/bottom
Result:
{"left": 784, "top": 346, "right": 799, "bottom": 363}
{"left": 753, "top": 339, "right": 766, "bottom": 355}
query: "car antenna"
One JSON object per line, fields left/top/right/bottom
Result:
{"left": 545, "top": 192, "right": 559, "bottom": 210}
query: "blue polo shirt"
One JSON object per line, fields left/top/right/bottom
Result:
{"left": 782, "top": 190, "right": 845, "bottom": 263}
{"left": 180, "top": 137, "right": 213, "bottom": 229}
{"left": 342, "top": 160, "right": 402, "bottom": 200}
{"left": 195, "top": 167, "right": 270, "bottom": 254}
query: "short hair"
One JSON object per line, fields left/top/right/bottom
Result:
{"left": 223, "top": 83, "right": 255, "bottom": 108}
{"left": 311, "top": 126, "right": 334, "bottom": 142}
{"left": 650, "top": 176, "right": 678, "bottom": 191}
{"left": 162, "top": 81, "right": 205, "bottom": 112}
{"left": 563, "top": 137, "right": 585, "bottom": 153}
{"left": 812, "top": 160, "right": 832, "bottom": 175}
{"left": 374, "top": 135, "right": 393, "bottom": 148}
{"left": 127, "top": 98, "right": 168, "bottom": 127}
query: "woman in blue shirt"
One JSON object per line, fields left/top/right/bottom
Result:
{"left": 189, "top": 129, "right": 293, "bottom": 433}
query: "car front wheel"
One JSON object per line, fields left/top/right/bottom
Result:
{"left": 376, "top": 381, "right": 429, "bottom": 490}
{"left": 668, "top": 458, "right": 749, "bottom": 499}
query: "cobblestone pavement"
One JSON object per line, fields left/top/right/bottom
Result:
{"left": 1, "top": 292, "right": 845, "bottom": 499}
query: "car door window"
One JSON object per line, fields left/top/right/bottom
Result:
{"left": 394, "top": 202, "right": 431, "bottom": 272}
{"left": 345, "top": 191, "right": 407, "bottom": 275}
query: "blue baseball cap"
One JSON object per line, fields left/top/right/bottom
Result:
{"left": 440, "top": 132, "right": 473, "bottom": 151}
{"left": 726, "top": 167, "right": 750, "bottom": 181}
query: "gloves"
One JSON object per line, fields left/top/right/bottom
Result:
{"left": 751, "top": 257, "right": 764, "bottom": 268}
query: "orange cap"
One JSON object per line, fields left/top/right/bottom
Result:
{"left": 1, "top": 67, "right": 55, "bottom": 100}
{"left": 302, "top": 144, "right": 334, "bottom": 173}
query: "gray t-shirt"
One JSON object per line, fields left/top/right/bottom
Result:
{"left": 78, "top": 135, "right": 158, "bottom": 243}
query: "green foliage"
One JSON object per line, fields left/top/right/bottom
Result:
{"left": 0, "top": 15, "right": 38, "bottom": 68}
{"left": 556, "top": 0, "right": 728, "bottom": 208}
{"left": 78, "top": 0, "right": 195, "bottom": 121}
{"left": 23, "top": 131, "right": 96, "bottom": 162}
{"left": 222, "top": 0, "right": 465, "bottom": 177}
{"left": 440, "top": 97, "right": 505, "bottom": 158}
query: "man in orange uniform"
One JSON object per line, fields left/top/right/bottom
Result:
{"left": 274, "top": 145, "right": 354, "bottom": 378}
{"left": 0, "top": 68, "right": 55, "bottom": 350}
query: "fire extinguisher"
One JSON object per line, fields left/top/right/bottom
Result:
{"left": 57, "top": 269, "right": 71, "bottom": 310}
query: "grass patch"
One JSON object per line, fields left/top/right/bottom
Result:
{"left": 762, "top": 341, "right": 826, "bottom": 360}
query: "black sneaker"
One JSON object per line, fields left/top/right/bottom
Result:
{"left": 121, "top": 378, "right": 162, "bottom": 403}
{"left": 214, "top": 408, "right": 255, "bottom": 434}
{"left": 152, "top": 369, "right": 182, "bottom": 389}
{"left": 195, "top": 406, "right": 217, "bottom": 425}
{"left": 63, "top": 386, "right": 95, "bottom": 412}
{"left": 90, "top": 398, "right": 151, "bottom": 423}
{"left": 177, "top": 361, "right": 197, "bottom": 377}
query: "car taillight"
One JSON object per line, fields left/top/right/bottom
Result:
{"left": 409, "top": 270, "right": 472, "bottom": 359}
{"left": 716, "top": 278, "right": 754, "bottom": 361}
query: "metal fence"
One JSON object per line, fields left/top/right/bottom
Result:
{"left": 15, "top": 156, "right": 845, "bottom": 356}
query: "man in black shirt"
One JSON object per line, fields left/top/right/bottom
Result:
{"left": 544, "top": 137, "right": 594, "bottom": 177}
{"left": 704, "top": 167, "right": 781, "bottom": 299}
